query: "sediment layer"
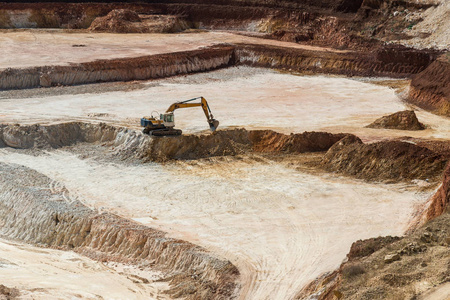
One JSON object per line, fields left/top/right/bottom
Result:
{"left": 0, "top": 45, "right": 235, "bottom": 90}
{"left": 236, "top": 43, "right": 438, "bottom": 78}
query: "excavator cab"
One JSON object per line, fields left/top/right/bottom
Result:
{"left": 160, "top": 112, "right": 175, "bottom": 128}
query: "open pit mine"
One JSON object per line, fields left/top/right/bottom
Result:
{"left": 0, "top": 1, "right": 449, "bottom": 299}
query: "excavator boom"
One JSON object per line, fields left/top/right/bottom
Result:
{"left": 166, "top": 97, "right": 219, "bottom": 131}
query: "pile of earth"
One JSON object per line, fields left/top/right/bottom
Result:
{"left": 366, "top": 110, "right": 425, "bottom": 130}
{"left": 88, "top": 9, "right": 190, "bottom": 33}
{"left": 321, "top": 135, "right": 447, "bottom": 182}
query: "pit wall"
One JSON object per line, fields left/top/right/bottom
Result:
{"left": 408, "top": 54, "right": 450, "bottom": 115}
{"left": 0, "top": 42, "right": 438, "bottom": 90}
{"left": 0, "top": 162, "right": 240, "bottom": 300}
{"left": 0, "top": 122, "right": 348, "bottom": 160}
{"left": 235, "top": 44, "right": 438, "bottom": 78}
{"left": 0, "top": 45, "right": 235, "bottom": 90}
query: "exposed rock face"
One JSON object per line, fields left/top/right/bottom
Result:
{"left": 408, "top": 54, "right": 450, "bottom": 115}
{"left": 321, "top": 135, "right": 446, "bottom": 182}
{"left": 366, "top": 110, "right": 425, "bottom": 130}
{"left": 0, "top": 162, "right": 241, "bottom": 299}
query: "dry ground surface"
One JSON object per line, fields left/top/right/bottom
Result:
{"left": 1, "top": 65, "right": 450, "bottom": 299}
{"left": 0, "top": 30, "right": 346, "bottom": 70}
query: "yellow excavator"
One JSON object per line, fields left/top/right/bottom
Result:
{"left": 141, "top": 96, "right": 219, "bottom": 136}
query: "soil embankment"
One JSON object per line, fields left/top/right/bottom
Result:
{"left": 408, "top": 54, "right": 450, "bottom": 115}
{"left": 0, "top": 45, "right": 235, "bottom": 90}
{"left": 0, "top": 123, "right": 349, "bottom": 161}
{"left": 0, "top": 161, "right": 240, "bottom": 299}
{"left": 236, "top": 43, "right": 438, "bottom": 78}
{"left": 321, "top": 135, "right": 447, "bottom": 182}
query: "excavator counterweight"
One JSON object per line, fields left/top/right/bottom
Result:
{"left": 141, "top": 96, "right": 219, "bottom": 136}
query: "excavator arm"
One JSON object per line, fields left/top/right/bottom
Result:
{"left": 165, "top": 97, "right": 219, "bottom": 131}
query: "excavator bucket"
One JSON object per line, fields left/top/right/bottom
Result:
{"left": 209, "top": 119, "right": 219, "bottom": 132}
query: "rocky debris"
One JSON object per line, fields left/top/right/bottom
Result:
{"left": 321, "top": 135, "right": 447, "bottom": 182}
{"left": 420, "top": 231, "right": 438, "bottom": 243}
{"left": 88, "top": 9, "right": 190, "bottom": 33}
{"left": 408, "top": 53, "right": 450, "bottom": 115}
{"left": 366, "top": 110, "right": 425, "bottom": 130}
{"left": 347, "top": 236, "right": 401, "bottom": 260}
{"left": 384, "top": 253, "right": 401, "bottom": 264}
{"left": 399, "top": 242, "right": 427, "bottom": 255}
{"left": 0, "top": 285, "right": 19, "bottom": 299}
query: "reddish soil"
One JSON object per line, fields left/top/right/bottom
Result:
{"left": 408, "top": 54, "right": 450, "bottom": 115}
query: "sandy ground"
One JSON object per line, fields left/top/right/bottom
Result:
{"left": 2, "top": 68, "right": 450, "bottom": 299}
{"left": 0, "top": 237, "right": 170, "bottom": 300}
{"left": 1, "top": 67, "right": 450, "bottom": 142}
{"left": 0, "top": 30, "right": 347, "bottom": 70}
{"left": 0, "top": 150, "right": 431, "bottom": 300}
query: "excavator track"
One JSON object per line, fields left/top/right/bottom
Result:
{"left": 150, "top": 128, "right": 182, "bottom": 136}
